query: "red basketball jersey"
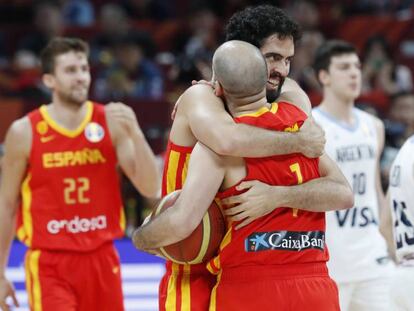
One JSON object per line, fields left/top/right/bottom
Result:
{"left": 160, "top": 140, "right": 216, "bottom": 311}
{"left": 208, "top": 102, "right": 328, "bottom": 274}
{"left": 16, "top": 101, "right": 125, "bottom": 252}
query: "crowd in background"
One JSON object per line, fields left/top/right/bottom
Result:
{"left": 0, "top": 0, "right": 414, "bottom": 235}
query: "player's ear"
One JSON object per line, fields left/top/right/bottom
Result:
{"left": 42, "top": 73, "right": 55, "bottom": 89}
{"left": 318, "top": 69, "right": 330, "bottom": 86}
{"left": 214, "top": 82, "right": 224, "bottom": 97}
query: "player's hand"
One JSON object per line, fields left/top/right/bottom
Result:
{"left": 106, "top": 102, "right": 141, "bottom": 136}
{"left": 222, "top": 181, "right": 278, "bottom": 230}
{"left": 0, "top": 277, "right": 19, "bottom": 311}
{"left": 298, "top": 117, "right": 325, "bottom": 158}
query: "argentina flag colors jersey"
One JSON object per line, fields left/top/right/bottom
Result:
{"left": 313, "top": 107, "right": 393, "bottom": 282}
{"left": 388, "top": 135, "right": 414, "bottom": 266}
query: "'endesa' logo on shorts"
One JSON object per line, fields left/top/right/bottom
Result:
{"left": 245, "top": 230, "right": 325, "bottom": 252}
{"left": 47, "top": 215, "right": 107, "bottom": 234}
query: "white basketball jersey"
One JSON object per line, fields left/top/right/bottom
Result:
{"left": 313, "top": 107, "right": 392, "bottom": 282}
{"left": 388, "top": 135, "right": 414, "bottom": 266}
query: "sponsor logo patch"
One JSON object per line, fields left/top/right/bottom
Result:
{"left": 245, "top": 230, "right": 325, "bottom": 252}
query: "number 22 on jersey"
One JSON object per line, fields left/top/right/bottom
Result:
{"left": 64, "top": 177, "right": 90, "bottom": 204}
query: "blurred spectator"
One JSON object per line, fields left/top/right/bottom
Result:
{"left": 286, "top": 0, "right": 320, "bottom": 31}
{"left": 170, "top": 7, "right": 220, "bottom": 86}
{"left": 18, "top": 1, "right": 63, "bottom": 56}
{"left": 61, "top": 0, "right": 95, "bottom": 27}
{"left": 362, "top": 35, "right": 413, "bottom": 96}
{"left": 91, "top": 3, "right": 130, "bottom": 64}
{"left": 0, "top": 50, "right": 48, "bottom": 101}
{"left": 388, "top": 91, "right": 414, "bottom": 145}
{"left": 93, "top": 33, "right": 164, "bottom": 101}
{"left": 290, "top": 31, "right": 324, "bottom": 94}
{"left": 121, "top": 0, "right": 175, "bottom": 20}
{"left": 381, "top": 91, "right": 414, "bottom": 188}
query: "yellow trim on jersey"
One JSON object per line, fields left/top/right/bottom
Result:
{"left": 166, "top": 150, "right": 180, "bottom": 194}
{"left": 16, "top": 226, "right": 27, "bottom": 242}
{"left": 237, "top": 102, "right": 278, "bottom": 118}
{"left": 29, "top": 250, "right": 42, "bottom": 311}
{"left": 21, "top": 174, "right": 33, "bottom": 246}
{"left": 119, "top": 206, "right": 126, "bottom": 232}
{"left": 181, "top": 264, "right": 191, "bottom": 310}
{"left": 39, "top": 101, "right": 93, "bottom": 138}
{"left": 209, "top": 271, "right": 222, "bottom": 311}
{"left": 25, "top": 252, "right": 33, "bottom": 309}
{"left": 181, "top": 153, "right": 191, "bottom": 184}
{"left": 165, "top": 263, "right": 179, "bottom": 310}
{"left": 219, "top": 227, "right": 233, "bottom": 251}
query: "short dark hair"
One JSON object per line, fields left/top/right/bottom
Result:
{"left": 225, "top": 5, "right": 301, "bottom": 48}
{"left": 313, "top": 40, "right": 357, "bottom": 77}
{"left": 40, "top": 37, "right": 89, "bottom": 74}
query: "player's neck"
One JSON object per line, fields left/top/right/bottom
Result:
{"left": 319, "top": 90, "right": 356, "bottom": 125}
{"left": 47, "top": 98, "right": 89, "bottom": 130}
{"left": 227, "top": 92, "right": 269, "bottom": 117}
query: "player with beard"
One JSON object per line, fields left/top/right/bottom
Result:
{"left": 134, "top": 40, "right": 353, "bottom": 311}
{"left": 0, "top": 37, "right": 160, "bottom": 311}
{"left": 225, "top": 5, "right": 310, "bottom": 111}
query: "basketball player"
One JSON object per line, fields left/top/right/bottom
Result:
{"left": 312, "top": 40, "right": 394, "bottom": 311}
{"left": 382, "top": 135, "right": 414, "bottom": 310}
{"left": 0, "top": 37, "right": 160, "bottom": 311}
{"left": 204, "top": 4, "right": 328, "bottom": 227}
{"left": 134, "top": 40, "right": 354, "bottom": 311}
{"left": 137, "top": 7, "right": 328, "bottom": 311}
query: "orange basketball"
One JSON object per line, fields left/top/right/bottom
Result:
{"left": 152, "top": 190, "right": 226, "bottom": 264}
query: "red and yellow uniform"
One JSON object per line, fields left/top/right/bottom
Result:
{"left": 159, "top": 140, "right": 216, "bottom": 311}
{"left": 17, "top": 101, "right": 125, "bottom": 311}
{"left": 208, "top": 102, "right": 339, "bottom": 311}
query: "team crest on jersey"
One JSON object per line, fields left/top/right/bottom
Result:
{"left": 36, "top": 120, "right": 49, "bottom": 135}
{"left": 85, "top": 122, "right": 105, "bottom": 143}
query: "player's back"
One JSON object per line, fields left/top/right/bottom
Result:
{"left": 208, "top": 102, "right": 326, "bottom": 274}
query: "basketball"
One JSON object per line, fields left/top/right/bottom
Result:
{"left": 152, "top": 190, "right": 226, "bottom": 264}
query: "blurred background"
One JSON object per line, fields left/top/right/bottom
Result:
{"left": 1, "top": 0, "right": 414, "bottom": 310}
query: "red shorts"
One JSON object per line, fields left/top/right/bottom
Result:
{"left": 210, "top": 263, "right": 340, "bottom": 311}
{"left": 24, "top": 242, "right": 124, "bottom": 311}
{"left": 159, "top": 262, "right": 216, "bottom": 311}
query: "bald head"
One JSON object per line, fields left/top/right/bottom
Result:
{"left": 213, "top": 40, "right": 267, "bottom": 96}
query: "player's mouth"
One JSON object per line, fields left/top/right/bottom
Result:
{"left": 267, "top": 73, "right": 282, "bottom": 89}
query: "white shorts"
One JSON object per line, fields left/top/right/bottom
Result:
{"left": 390, "top": 265, "right": 414, "bottom": 311}
{"left": 337, "top": 276, "right": 391, "bottom": 311}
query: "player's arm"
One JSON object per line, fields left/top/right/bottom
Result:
{"left": 106, "top": 103, "right": 160, "bottom": 198}
{"left": 182, "top": 84, "right": 324, "bottom": 158}
{"left": 380, "top": 191, "right": 396, "bottom": 261}
{"left": 224, "top": 154, "right": 354, "bottom": 229}
{"left": 373, "top": 118, "right": 387, "bottom": 224}
{"left": 278, "top": 78, "right": 312, "bottom": 115}
{"left": 0, "top": 118, "right": 30, "bottom": 310}
{"left": 132, "top": 143, "right": 225, "bottom": 251}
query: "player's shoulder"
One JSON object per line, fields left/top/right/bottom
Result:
{"left": 179, "top": 84, "right": 222, "bottom": 110}
{"left": 5, "top": 116, "right": 32, "bottom": 154}
{"left": 8, "top": 116, "right": 31, "bottom": 137}
{"left": 354, "top": 107, "right": 381, "bottom": 123}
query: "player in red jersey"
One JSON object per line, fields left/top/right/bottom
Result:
{"left": 0, "top": 37, "right": 160, "bottom": 311}
{"left": 134, "top": 41, "right": 354, "bottom": 310}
